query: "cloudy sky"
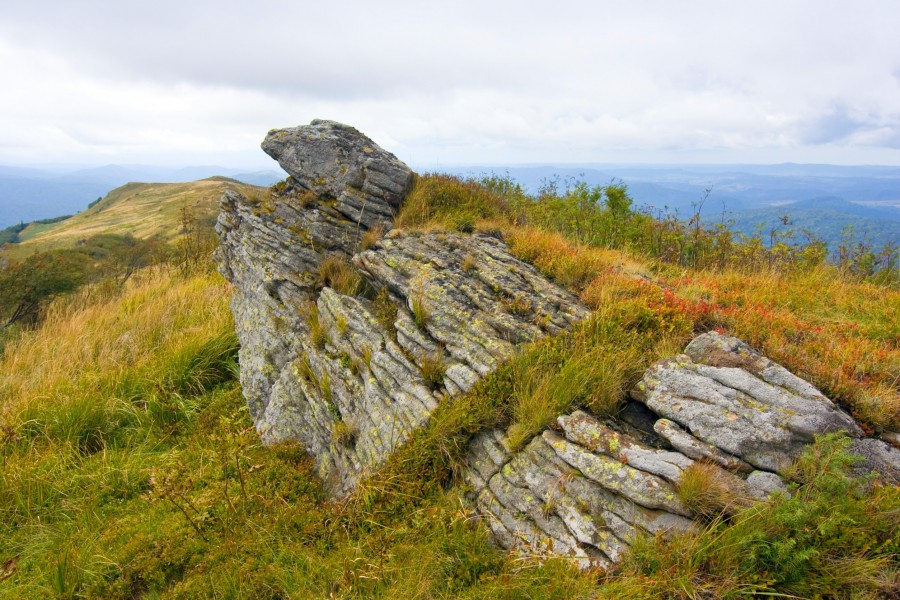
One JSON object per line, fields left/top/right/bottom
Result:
{"left": 1, "top": 0, "right": 899, "bottom": 169}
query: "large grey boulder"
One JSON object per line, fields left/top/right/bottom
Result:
{"left": 216, "top": 120, "right": 588, "bottom": 495}
{"left": 218, "top": 121, "right": 897, "bottom": 568}
{"left": 262, "top": 119, "right": 412, "bottom": 231}
{"left": 632, "top": 331, "right": 864, "bottom": 474}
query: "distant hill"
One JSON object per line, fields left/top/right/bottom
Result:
{"left": 2, "top": 178, "right": 265, "bottom": 261}
{"left": 727, "top": 196, "right": 900, "bottom": 250}
{"left": 0, "top": 164, "right": 285, "bottom": 228}
{"left": 440, "top": 163, "right": 900, "bottom": 215}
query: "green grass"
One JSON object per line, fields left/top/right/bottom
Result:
{"left": 0, "top": 272, "right": 600, "bottom": 596}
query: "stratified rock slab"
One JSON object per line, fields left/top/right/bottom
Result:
{"left": 632, "top": 331, "right": 864, "bottom": 474}
{"left": 218, "top": 121, "right": 898, "bottom": 569}
{"left": 216, "top": 120, "right": 588, "bottom": 495}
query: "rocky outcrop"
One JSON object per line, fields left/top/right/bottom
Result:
{"left": 215, "top": 119, "right": 588, "bottom": 495}
{"left": 217, "top": 120, "right": 899, "bottom": 567}
{"left": 462, "top": 331, "right": 899, "bottom": 568}
{"left": 633, "top": 332, "right": 865, "bottom": 474}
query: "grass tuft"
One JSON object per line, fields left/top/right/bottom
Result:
{"left": 317, "top": 255, "right": 365, "bottom": 296}
{"left": 677, "top": 462, "right": 739, "bottom": 518}
{"left": 410, "top": 280, "right": 429, "bottom": 331}
{"left": 394, "top": 174, "right": 511, "bottom": 230}
{"left": 418, "top": 353, "right": 445, "bottom": 391}
{"left": 304, "top": 301, "right": 328, "bottom": 349}
{"left": 360, "top": 224, "right": 385, "bottom": 250}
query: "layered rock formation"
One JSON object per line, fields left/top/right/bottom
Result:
{"left": 216, "top": 119, "right": 899, "bottom": 567}
{"left": 464, "top": 331, "right": 898, "bottom": 568}
{"left": 215, "top": 119, "right": 587, "bottom": 495}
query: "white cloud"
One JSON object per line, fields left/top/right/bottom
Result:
{"left": 1, "top": 0, "right": 899, "bottom": 167}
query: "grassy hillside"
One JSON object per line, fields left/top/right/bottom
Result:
{"left": 3, "top": 178, "right": 262, "bottom": 262}
{"left": 0, "top": 175, "right": 897, "bottom": 598}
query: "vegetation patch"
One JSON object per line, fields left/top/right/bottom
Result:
{"left": 317, "top": 255, "right": 365, "bottom": 296}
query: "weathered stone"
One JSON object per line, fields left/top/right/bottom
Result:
{"left": 543, "top": 431, "right": 691, "bottom": 516}
{"left": 216, "top": 120, "right": 588, "bottom": 495}
{"left": 745, "top": 471, "right": 790, "bottom": 500}
{"left": 654, "top": 418, "right": 753, "bottom": 473}
{"left": 558, "top": 411, "right": 694, "bottom": 484}
{"left": 847, "top": 438, "right": 900, "bottom": 483}
{"left": 262, "top": 119, "right": 413, "bottom": 231}
{"left": 220, "top": 121, "right": 895, "bottom": 570}
{"left": 633, "top": 332, "right": 863, "bottom": 474}
{"left": 356, "top": 231, "right": 589, "bottom": 376}
{"left": 462, "top": 421, "right": 696, "bottom": 569}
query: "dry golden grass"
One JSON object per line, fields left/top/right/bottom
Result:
{"left": 4, "top": 179, "right": 263, "bottom": 261}
{"left": 0, "top": 268, "right": 233, "bottom": 425}
{"left": 491, "top": 223, "right": 899, "bottom": 433}
{"left": 317, "top": 255, "right": 365, "bottom": 296}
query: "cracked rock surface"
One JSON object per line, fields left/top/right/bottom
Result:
{"left": 463, "top": 332, "right": 897, "bottom": 567}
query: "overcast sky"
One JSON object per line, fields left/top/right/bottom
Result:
{"left": 1, "top": 0, "right": 899, "bottom": 169}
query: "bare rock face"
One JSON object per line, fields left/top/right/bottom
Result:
{"left": 262, "top": 119, "right": 412, "bottom": 231}
{"left": 462, "top": 332, "right": 897, "bottom": 568}
{"left": 463, "top": 409, "right": 753, "bottom": 569}
{"left": 218, "top": 120, "right": 897, "bottom": 568}
{"left": 633, "top": 331, "right": 864, "bottom": 474}
{"left": 215, "top": 119, "right": 588, "bottom": 495}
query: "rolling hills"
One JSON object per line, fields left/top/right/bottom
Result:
{"left": 2, "top": 178, "right": 264, "bottom": 261}
{"left": 0, "top": 164, "right": 283, "bottom": 229}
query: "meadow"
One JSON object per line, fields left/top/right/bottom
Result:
{"left": 0, "top": 174, "right": 897, "bottom": 598}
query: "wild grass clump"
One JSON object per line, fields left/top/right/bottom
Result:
{"left": 394, "top": 174, "right": 511, "bottom": 230}
{"left": 676, "top": 462, "right": 740, "bottom": 518}
{"left": 410, "top": 279, "right": 429, "bottom": 330}
{"left": 360, "top": 223, "right": 385, "bottom": 250}
{"left": 505, "top": 312, "right": 664, "bottom": 450}
{"left": 317, "top": 254, "right": 365, "bottom": 296}
{"left": 371, "top": 286, "right": 398, "bottom": 335}
{"left": 418, "top": 352, "right": 445, "bottom": 391}
{"left": 331, "top": 419, "right": 356, "bottom": 445}
{"left": 304, "top": 301, "right": 328, "bottom": 349}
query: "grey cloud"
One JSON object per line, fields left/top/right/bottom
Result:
{"left": 2, "top": 0, "right": 900, "bottom": 165}
{"left": 799, "top": 107, "right": 870, "bottom": 144}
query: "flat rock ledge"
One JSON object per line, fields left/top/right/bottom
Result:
{"left": 216, "top": 120, "right": 899, "bottom": 567}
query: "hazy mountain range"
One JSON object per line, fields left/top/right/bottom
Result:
{"left": 445, "top": 164, "right": 900, "bottom": 249}
{"left": 2, "top": 162, "right": 898, "bottom": 250}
